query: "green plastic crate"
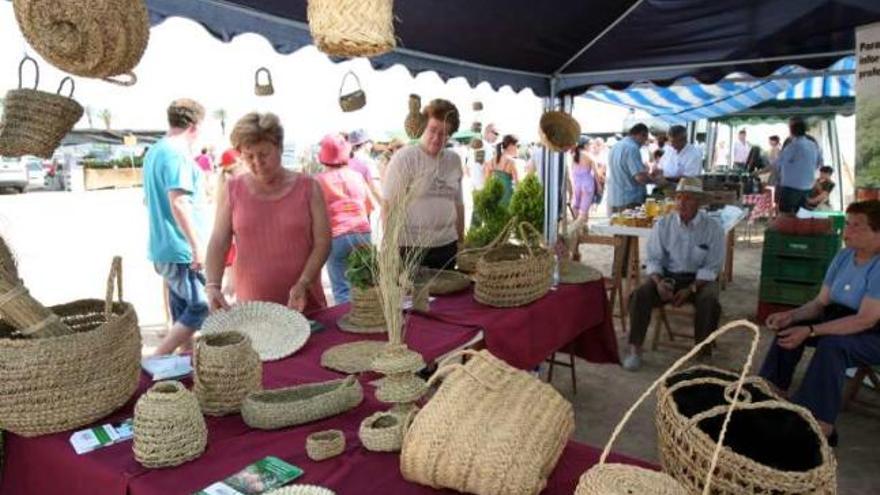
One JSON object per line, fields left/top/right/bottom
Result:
{"left": 763, "top": 230, "right": 841, "bottom": 260}
{"left": 809, "top": 210, "right": 846, "bottom": 234}
{"left": 760, "top": 254, "right": 830, "bottom": 284}
{"left": 759, "top": 279, "right": 822, "bottom": 306}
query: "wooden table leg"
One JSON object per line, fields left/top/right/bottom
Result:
{"left": 723, "top": 228, "right": 735, "bottom": 288}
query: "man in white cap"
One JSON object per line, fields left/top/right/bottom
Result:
{"left": 623, "top": 177, "right": 725, "bottom": 371}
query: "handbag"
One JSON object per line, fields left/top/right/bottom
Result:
{"left": 254, "top": 67, "right": 274, "bottom": 96}
{"left": 338, "top": 71, "right": 366, "bottom": 112}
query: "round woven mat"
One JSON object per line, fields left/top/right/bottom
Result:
{"left": 267, "top": 485, "right": 335, "bottom": 495}
{"left": 337, "top": 312, "right": 386, "bottom": 334}
{"left": 559, "top": 260, "right": 603, "bottom": 284}
{"left": 576, "top": 463, "right": 688, "bottom": 495}
{"left": 321, "top": 340, "right": 386, "bottom": 374}
{"left": 201, "top": 301, "right": 310, "bottom": 361}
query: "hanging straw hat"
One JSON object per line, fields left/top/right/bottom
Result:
{"left": 539, "top": 111, "right": 581, "bottom": 152}
{"left": 307, "top": 0, "right": 395, "bottom": 58}
{"left": 13, "top": 0, "right": 149, "bottom": 85}
{"left": 200, "top": 301, "right": 310, "bottom": 361}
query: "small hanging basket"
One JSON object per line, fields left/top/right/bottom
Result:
{"left": 404, "top": 94, "right": 427, "bottom": 139}
{"left": 254, "top": 67, "right": 275, "bottom": 96}
{"left": 338, "top": 70, "right": 366, "bottom": 112}
{"left": 307, "top": 0, "right": 396, "bottom": 58}
{"left": 539, "top": 111, "right": 581, "bottom": 152}
{"left": 0, "top": 56, "right": 84, "bottom": 158}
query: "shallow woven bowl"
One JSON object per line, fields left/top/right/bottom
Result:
{"left": 201, "top": 301, "right": 310, "bottom": 361}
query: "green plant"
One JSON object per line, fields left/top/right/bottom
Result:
{"left": 509, "top": 173, "right": 544, "bottom": 236}
{"left": 345, "top": 244, "right": 378, "bottom": 290}
{"left": 465, "top": 175, "right": 511, "bottom": 247}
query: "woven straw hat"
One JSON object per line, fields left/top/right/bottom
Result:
{"left": 307, "top": 0, "right": 395, "bottom": 58}
{"left": 674, "top": 177, "right": 708, "bottom": 197}
{"left": 201, "top": 301, "right": 310, "bottom": 362}
{"left": 13, "top": 0, "right": 149, "bottom": 85}
{"left": 539, "top": 111, "right": 581, "bottom": 152}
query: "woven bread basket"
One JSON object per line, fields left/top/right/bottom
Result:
{"left": 575, "top": 320, "right": 766, "bottom": 495}
{"left": 307, "top": 0, "right": 395, "bottom": 58}
{"left": 656, "top": 365, "right": 837, "bottom": 494}
{"left": 401, "top": 349, "right": 573, "bottom": 495}
{"left": 254, "top": 67, "right": 274, "bottom": 96}
{"left": 193, "top": 331, "right": 262, "bottom": 416}
{"left": 13, "top": 0, "right": 148, "bottom": 85}
{"left": 242, "top": 376, "right": 364, "bottom": 430}
{"left": 0, "top": 257, "right": 141, "bottom": 437}
{"left": 133, "top": 381, "right": 207, "bottom": 468}
{"left": 306, "top": 429, "right": 346, "bottom": 461}
{"left": 338, "top": 70, "right": 366, "bottom": 112}
{"left": 539, "top": 111, "right": 581, "bottom": 152}
{"left": 0, "top": 57, "right": 84, "bottom": 159}
{"left": 474, "top": 221, "right": 553, "bottom": 308}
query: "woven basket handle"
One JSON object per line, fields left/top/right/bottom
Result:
{"left": 56, "top": 77, "right": 75, "bottom": 98}
{"left": 18, "top": 55, "right": 38, "bottom": 90}
{"left": 599, "top": 319, "right": 760, "bottom": 495}
{"left": 517, "top": 221, "right": 547, "bottom": 257}
{"left": 102, "top": 72, "right": 137, "bottom": 87}
{"left": 483, "top": 217, "right": 518, "bottom": 252}
{"left": 339, "top": 70, "right": 362, "bottom": 96}
{"left": 255, "top": 67, "right": 272, "bottom": 87}
{"left": 103, "top": 256, "right": 123, "bottom": 318}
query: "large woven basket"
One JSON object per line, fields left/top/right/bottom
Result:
{"left": 242, "top": 376, "right": 363, "bottom": 430}
{"left": 0, "top": 257, "right": 141, "bottom": 437}
{"left": 13, "top": 0, "right": 148, "bottom": 85}
{"left": 193, "top": 331, "right": 262, "bottom": 416}
{"left": 474, "top": 222, "right": 553, "bottom": 308}
{"left": 401, "top": 349, "right": 574, "bottom": 495}
{"left": 0, "top": 57, "right": 84, "bottom": 158}
{"left": 133, "top": 381, "right": 207, "bottom": 468}
{"left": 576, "top": 320, "right": 767, "bottom": 495}
{"left": 307, "top": 0, "right": 395, "bottom": 58}
{"left": 656, "top": 365, "right": 837, "bottom": 494}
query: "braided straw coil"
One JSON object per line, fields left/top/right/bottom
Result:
{"left": 193, "top": 331, "right": 262, "bottom": 416}
{"left": 306, "top": 429, "right": 346, "bottom": 461}
{"left": 0, "top": 257, "right": 141, "bottom": 437}
{"left": 307, "top": 0, "right": 395, "bottom": 58}
{"left": 13, "top": 0, "right": 148, "bottom": 85}
{"left": 133, "top": 381, "right": 207, "bottom": 468}
{"left": 242, "top": 376, "right": 364, "bottom": 430}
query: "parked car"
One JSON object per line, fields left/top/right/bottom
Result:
{"left": 0, "top": 156, "right": 28, "bottom": 193}
{"left": 25, "top": 158, "right": 45, "bottom": 189}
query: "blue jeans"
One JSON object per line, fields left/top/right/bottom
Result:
{"left": 154, "top": 262, "right": 209, "bottom": 330}
{"left": 328, "top": 232, "right": 371, "bottom": 304}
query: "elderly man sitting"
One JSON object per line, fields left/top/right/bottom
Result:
{"left": 623, "top": 177, "right": 725, "bottom": 371}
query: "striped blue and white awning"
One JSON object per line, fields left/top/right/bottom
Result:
{"left": 585, "top": 57, "right": 855, "bottom": 124}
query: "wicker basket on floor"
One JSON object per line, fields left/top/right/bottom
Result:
{"left": 307, "top": 0, "right": 395, "bottom": 58}
{"left": 474, "top": 222, "right": 553, "bottom": 308}
{"left": 0, "top": 257, "right": 141, "bottom": 437}
{"left": 401, "top": 349, "right": 574, "bottom": 494}
{"left": 193, "top": 331, "right": 262, "bottom": 416}
{"left": 133, "top": 381, "right": 207, "bottom": 468}
{"left": 306, "top": 429, "right": 346, "bottom": 461}
{"left": 242, "top": 376, "right": 363, "bottom": 430}
{"left": 656, "top": 365, "right": 837, "bottom": 494}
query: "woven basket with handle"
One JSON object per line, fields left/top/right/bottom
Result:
{"left": 338, "top": 70, "right": 366, "bottom": 112}
{"left": 0, "top": 257, "right": 141, "bottom": 437}
{"left": 0, "top": 56, "right": 84, "bottom": 158}
{"left": 474, "top": 221, "right": 553, "bottom": 308}
{"left": 254, "top": 67, "right": 275, "bottom": 96}
{"left": 193, "top": 331, "right": 262, "bottom": 416}
{"left": 307, "top": 0, "right": 395, "bottom": 57}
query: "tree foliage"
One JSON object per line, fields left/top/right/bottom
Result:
{"left": 509, "top": 173, "right": 544, "bottom": 237}
{"left": 857, "top": 97, "right": 880, "bottom": 188}
{"left": 465, "top": 175, "right": 511, "bottom": 247}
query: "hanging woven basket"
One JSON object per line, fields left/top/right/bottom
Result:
{"left": 0, "top": 257, "right": 141, "bottom": 437}
{"left": 193, "top": 331, "right": 262, "bottom": 416}
{"left": 338, "top": 70, "right": 366, "bottom": 112}
{"left": 133, "top": 381, "right": 207, "bottom": 469}
{"left": 474, "top": 221, "right": 553, "bottom": 308}
{"left": 13, "top": 0, "right": 148, "bottom": 85}
{"left": 539, "top": 111, "right": 581, "bottom": 152}
{"left": 254, "top": 67, "right": 275, "bottom": 96}
{"left": 0, "top": 56, "right": 84, "bottom": 159}
{"left": 307, "top": 0, "right": 396, "bottom": 58}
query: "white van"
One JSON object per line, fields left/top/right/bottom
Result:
{"left": 0, "top": 156, "right": 28, "bottom": 193}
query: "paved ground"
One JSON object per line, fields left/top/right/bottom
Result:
{"left": 0, "top": 188, "right": 877, "bottom": 493}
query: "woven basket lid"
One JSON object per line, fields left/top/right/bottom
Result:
{"left": 321, "top": 340, "right": 387, "bottom": 374}
{"left": 201, "top": 301, "right": 310, "bottom": 361}
{"left": 577, "top": 464, "right": 688, "bottom": 494}
{"left": 558, "top": 260, "right": 602, "bottom": 284}
{"left": 267, "top": 485, "right": 335, "bottom": 495}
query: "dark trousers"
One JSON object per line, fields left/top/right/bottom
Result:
{"left": 759, "top": 304, "right": 880, "bottom": 424}
{"left": 401, "top": 241, "right": 458, "bottom": 270}
{"left": 628, "top": 275, "right": 721, "bottom": 348}
{"left": 779, "top": 186, "right": 811, "bottom": 214}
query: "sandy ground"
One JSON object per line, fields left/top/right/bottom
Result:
{"left": 0, "top": 188, "right": 877, "bottom": 493}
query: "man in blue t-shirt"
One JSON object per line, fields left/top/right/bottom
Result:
{"left": 607, "top": 123, "right": 663, "bottom": 212}
{"left": 144, "top": 98, "right": 210, "bottom": 355}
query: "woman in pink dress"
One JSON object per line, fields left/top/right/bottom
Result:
{"left": 205, "top": 112, "right": 330, "bottom": 314}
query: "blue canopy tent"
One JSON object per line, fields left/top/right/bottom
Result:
{"left": 139, "top": 0, "right": 879, "bottom": 237}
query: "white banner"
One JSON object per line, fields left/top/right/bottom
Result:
{"left": 856, "top": 22, "right": 880, "bottom": 196}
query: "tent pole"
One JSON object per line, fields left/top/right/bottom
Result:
{"left": 828, "top": 118, "right": 845, "bottom": 208}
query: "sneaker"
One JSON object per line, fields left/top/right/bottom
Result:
{"left": 622, "top": 352, "right": 642, "bottom": 371}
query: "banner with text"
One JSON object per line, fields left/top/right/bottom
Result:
{"left": 857, "top": 22, "right": 880, "bottom": 196}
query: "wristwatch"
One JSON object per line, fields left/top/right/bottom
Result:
{"left": 808, "top": 325, "right": 817, "bottom": 338}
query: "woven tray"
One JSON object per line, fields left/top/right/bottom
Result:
{"left": 321, "top": 340, "right": 386, "bottom": 374}
{"left": 201, "top": 301, "right": 310, "bottom": 361}
{"left": 242, "top": 376, "right": 363, "bottom": 430}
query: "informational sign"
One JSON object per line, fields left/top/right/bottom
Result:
{"left": 856, "top": 22, "right": 880, "bottom": 198}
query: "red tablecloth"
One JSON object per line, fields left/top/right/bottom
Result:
{"left": 423, "top": 280, "right": 620, "bottom": 369}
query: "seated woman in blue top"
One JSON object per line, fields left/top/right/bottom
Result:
{"left": 760, "top": 200, "right": 880, "bottom": 445}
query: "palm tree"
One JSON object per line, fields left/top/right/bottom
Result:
{"left": 84, "top": 105, "right": 95, "bottom": 128}
{"left": 213, "top": 108, "right": 228, "bottom": 136}
{"left": 98, "top": 109, "right": 112, "bottom": 130}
